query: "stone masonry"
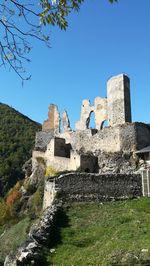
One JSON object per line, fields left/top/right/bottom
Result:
{"left": 42, "top": 104, "right": 60, "bottom": 133}
{"left": 33, "top": 74, "right": 150, "bottom": 173}
{"left": 107, "top": 74, "right": 132, "bottom": 126}
{"left": 43, "top": 172, "right": 142, "bottom": 209}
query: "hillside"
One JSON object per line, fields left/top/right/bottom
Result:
{"left": 1, "top": 198, "right": 150, "bottom": 265}
{"left": 0, "top": 103, "right": 41, "bottom": 196}
{"left": 46, "top": 199, "right": 150, "bottom": 265}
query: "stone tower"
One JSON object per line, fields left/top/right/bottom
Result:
{"left": 107, "top": 74, "right": 132, "bottom": 126}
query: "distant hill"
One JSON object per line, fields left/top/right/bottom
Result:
{"left": 0, "top": 103, "right": 41, "bottom": 196}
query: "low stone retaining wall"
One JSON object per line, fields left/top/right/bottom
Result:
{"left": 4, "top": 201, "right": 61, "bottom": 266}
{"left": 44, "top": 173, "right": 142, "bottom": 207}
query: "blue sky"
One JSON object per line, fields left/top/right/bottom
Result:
{"left": 0, "top": 0, "right": 150, "bottom": 128}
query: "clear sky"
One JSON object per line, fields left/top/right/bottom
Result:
{"left": 1, "top": 0, "right": 150, "bottom": 128}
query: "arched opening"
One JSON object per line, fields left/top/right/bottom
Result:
{"left": 84, "top": 168, "right": 90, "bottom": 173}
{"left": 87, "top": 111, "right": 95, "bottom": 129}
{"left": 100, "top": 120, "right": 109, "bottom": 130}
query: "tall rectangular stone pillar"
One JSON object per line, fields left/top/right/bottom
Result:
{"left": 107, "top": 74, "right": 132, "bottom": 126}
{"left": 42, "top": 104, "right": 60, "bottom": 133}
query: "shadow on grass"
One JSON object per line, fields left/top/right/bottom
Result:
{"left": 49, "top": 206, "right": 70, "bottom": 248}
{"left": 36, "top": 206, "right": 70, "bottom": 266}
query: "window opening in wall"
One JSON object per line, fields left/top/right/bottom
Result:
{"left": 88, "top": 111, "right": 95, "bottom": 129}
{"left": 100, "top": 120, "right": 109, "bottom": 130}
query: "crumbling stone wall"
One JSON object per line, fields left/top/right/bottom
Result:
{"left": 97, "top": 151, "right": 137, "bottom": 174}
{"left": 34, "top": 122, "right": 150, "bottom": 174}
{"left": 94, "top": 97, "right": 108, "bottom": 129}
{"left": 42, "top": 104, "right": 60, "bottom": 133}
{"left": 75, "top": 98, "right": 108, "bottom": 131}
{"left": 62, "top": 110, "right": 71, "bottom": 132}
{"left": 75, "top": 99, "right": 93, "bottom": 130}
{"left": 44, "top": 173, "right": 142, "bottom": 207}
{"left": 75, "top": 74, "right": 132, "bottom": 130}
{"left": 33, "top": 74, "right": 150, "bottom": 175}
{"left": 34, "top": 131, "right": 54, "bottom": 151}
{"left": 69, "top": 127, "right": 121, "bottom": 153}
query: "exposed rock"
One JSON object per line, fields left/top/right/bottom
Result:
{"left": 28, "top": 161, "right": 45, "bottom": 188}
{"left": 22, "top": 159, "right": 32, "bottom": 178}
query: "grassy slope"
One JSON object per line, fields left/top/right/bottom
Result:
{"left": 0, "top": 217, "right": 31, "bottom": 263}
{"left": 45, "top": 198, "right": 150, "bottom": 266}
{"left": 0, "top": 103, "right": 41, "bottom": 195}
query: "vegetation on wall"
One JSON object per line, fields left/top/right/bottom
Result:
{"left": 0, "top": 103, "right": 41, "bottom": 196}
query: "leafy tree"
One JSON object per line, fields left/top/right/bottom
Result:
{"left": 0, "top": 0, "right": 118, "bottom": 80}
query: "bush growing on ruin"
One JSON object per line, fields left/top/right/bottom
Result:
{"left": 36, "top": 157, "right": 46, "bottom": 167}
{"left": 45, "top": 166, "right": 59, "bottom": 177}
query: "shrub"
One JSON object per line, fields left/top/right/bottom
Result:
{"left": 45, "top": 166, "right": 59, "bottom": 177}
{"left": 0, "top": 200, "right": 11, "bottom": 225}
{"left": 32, "top": 190, "right": 42, "bottom": 211}
{"left": 23, "top": 179, "right": 36, "bottom": 195}
{"left": 28, "top": 189, "right": 43, "bottom": 217}
{"left": 6, "top": 190, "right": 21, "bottom": 208}
{"left": 36, "top": 157, "right": 46, "bottom": 166}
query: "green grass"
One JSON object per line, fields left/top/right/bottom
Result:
{"left": 45, "top": 198, "right": 150, "bottom": 266}
{"left": 0, "top": 217, "right": 31, "bottom": 263}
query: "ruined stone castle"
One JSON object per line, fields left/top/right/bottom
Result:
{"left": 32, "top": 73, "right": 150, "bottom": 175}
{"left": 4, "top": 74, "right": 150, "bottom": 266}
{"left": 4, "top": 74, "right": 150, "bottom": 265}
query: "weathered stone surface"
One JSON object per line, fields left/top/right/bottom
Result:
{"left": 94, "top": 97, "right": 108, "bottom": 129}
{"left": 34, "top": 131, "right": 54, "bottom": 151}
{"left": 97, "top": 150, "right": 137, "bottom": 174}
{"left": 42, "top": 104, "right": 60, "bottom": 133}
{"left": 75, "top": 97, "right": 108, "bottom": 131}
{"left": 33, "top": 122, "right": 150, "bottom": 175}
{"left": 46, "top": 172, "right": 142, "bottom": 203}
{"left": 107, "top": 74, "right": 132, "bottom": 126}
{"left": 28, "top": 160, "right": 45, "bottom": 188}
{"left": 22, "top": 159, "right": 32, "bottom": 178}
{"left": 75, "top": 99, "right": 93, "bottom": 130}
{"left": 62, "top": 110, "right": 71, "bottom": 132}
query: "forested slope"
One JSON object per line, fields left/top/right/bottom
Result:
{"left": 0, "top": 103, "right": 41, "bottom": 195}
